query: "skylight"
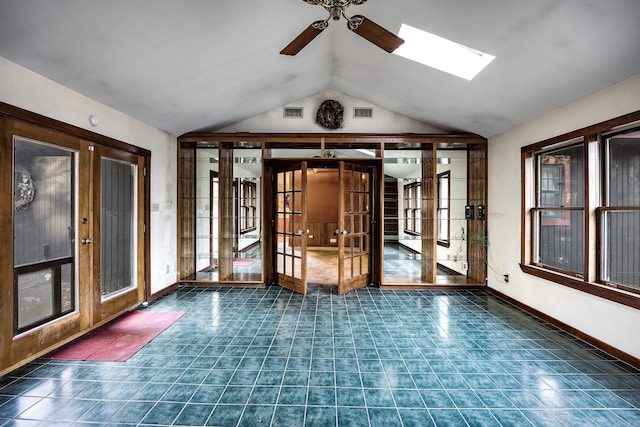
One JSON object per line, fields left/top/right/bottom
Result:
{"left": 394, "top": 24, "right": 495, "bottom": 81}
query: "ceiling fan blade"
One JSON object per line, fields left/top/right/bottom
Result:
{"left": 280, "top": 20, "right": 328, "bottom": 56}
{"left": 347, "top": 15, "right": 404, "bottom": 53}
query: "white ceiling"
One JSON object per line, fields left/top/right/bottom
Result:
{"left": 1, "top": 0, "right": 639, "bottom": 138}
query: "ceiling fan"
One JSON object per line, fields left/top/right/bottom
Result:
{"left": 280, "top": 0, "right": 404, "bottom": 56}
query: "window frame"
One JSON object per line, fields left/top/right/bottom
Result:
{"left": 597, "top": 128, "right": 640, "bottom": 292}
{"left": 403, "top": 181, "right": 421, "bottom": 235}
{"left": 520, "top": 110, "right": 640, "bottom": 310}
{"left": 239, "top": 179, "right": 257, "bottom": 234}
{"left": 437, "top": 171, "right": 450, "bottom": 247}
{"left": 531, "top": 142, "right": 585, "bottom": 276}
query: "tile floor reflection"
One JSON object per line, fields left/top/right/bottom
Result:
{"left": 1, "top": 286, "right": 640, "bottom": 426}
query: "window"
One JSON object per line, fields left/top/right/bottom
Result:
{"left": 403, "top": 181, "right": 421, "bottom": 235}
{"left": 437, "top": 171, "right": 450, "bottom": 246}
{"left": 521, "top": 110, "right": 640, "bottom": 308}
{"left": 534, "top": 144, "right": 584, "bottom": 274}
{"left": 600, "top": 128, "right": 640, "bottom": 292}
{"left": 240, "top": 179, "right": 257, "bottom": 233}
{"left": 539, "top": 163, "right": 566, "bottom": 223}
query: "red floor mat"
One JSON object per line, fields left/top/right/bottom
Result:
{"left": 44, "top": 310, "right": 185, "bottom": 361}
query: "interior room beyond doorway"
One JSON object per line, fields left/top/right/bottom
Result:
{"left": 306, "top": 168, "right": 340, "bottom": 286}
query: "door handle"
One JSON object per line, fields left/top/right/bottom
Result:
{"left": 335, "top": 230, "right": 348, "bottom": 235}
{"left": 81, "top": 238, "right": 92, "bottom": 244}
{"left": 296, "top": 229, "right": 305, "bottom": 235}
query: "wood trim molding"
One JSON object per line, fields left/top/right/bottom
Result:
{"left": 0, "top": 102, "right": 151, "bottom": 157}
{"left": 149, "top": 282, "right": 180, "bottom": 302}
{"left": 179, "top": 131, "right": 488, "bottom": 145}
{"left": 521, "top": 110, "right": 640, "bottom": 154}
{"left": 487, "top": 287, "right": 640, "bottom": 370}
{"left": 520, "top": 264, "right": 640, "bottom": 309}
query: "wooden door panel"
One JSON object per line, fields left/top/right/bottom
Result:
{"left": 338, "top": 162, "right": 371, "bottom": 295}
{"left": 273, "top": 162, "right": 307, "bottom": 294}
{"left": 1, "top": 119, "right": 91, "bottom": 374}
{"left": 90, "top": 145, "right": 145, "bottom": 324}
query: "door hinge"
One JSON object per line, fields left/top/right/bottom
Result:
{"left": 143, "top": 223, "right": 146, "bottom": 233}
{"left": 144, "top": 167, "right": 147, "bottom": 176}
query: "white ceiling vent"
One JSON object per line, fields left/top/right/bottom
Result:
{"left": 283, "top": 107, "right": 303, "bottom": 119}
{"left": 353, "top": 107, "right": 373, "bottom": 119}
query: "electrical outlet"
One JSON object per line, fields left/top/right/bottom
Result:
{"left": 462, "top": 262, "right": 468, "bottom": 270}
{"left": 504, "top": 274, "right": 509, "bottom": 283}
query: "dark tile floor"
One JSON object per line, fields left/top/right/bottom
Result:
{"left": 1, "top": 286, "right": 640, "bottom": 426}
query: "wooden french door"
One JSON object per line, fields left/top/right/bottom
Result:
{"left": 2, "top": 116, "right": 147, "bottom": 375}
{"left": 274, "top": 161, "right": 308, "bottom": 294}
{"left": 89, "top": 144, "right": 145, "bottom": 324}
{"left": 337, "top": 162, "right": 372, "bottom": 294}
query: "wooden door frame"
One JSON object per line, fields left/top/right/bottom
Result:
{"left": 264, "top": 158, "right": 382, "bottom": 290}
{"left": 0, "top": 103, "right": 151, "bottom": 376}
{"left": 178, "top": 132, "right": 487, "bottom": 288}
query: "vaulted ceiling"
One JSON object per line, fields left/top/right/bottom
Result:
{"left": 1, "top": 0, "right": 639, "bottom": 138}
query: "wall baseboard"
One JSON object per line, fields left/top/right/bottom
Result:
{"left": 149, "top": 282, "right": 180, "bottom": 302}
{"left": 487, "top": 287, "right": 640, "bottom": 371}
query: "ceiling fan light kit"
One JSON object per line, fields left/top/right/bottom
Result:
{"left": 280, "top": 0, "right": 404, "bottom": 56}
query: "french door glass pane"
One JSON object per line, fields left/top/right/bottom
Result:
{"left": 100, "top": 158, "right": 136, "bottom": 298}
{"left": 13, "top": 137, "right": 76, "bottom": 332}
{"left": 276, "top": 170, "right": 303, "bottom": 278}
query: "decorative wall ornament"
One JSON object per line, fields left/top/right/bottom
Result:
{"left": 14, "top": 166, "right": 36, "bottom": 211}
{"left": 316, "top": 99, "right": 344, "bottom": 130}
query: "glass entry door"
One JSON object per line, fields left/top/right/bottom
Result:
{"left": 337, "top": 162, "right": 371, "bottom": 294}
{"left": 90, "top": 144, "right": 145, "bottom": 324}
{"left": 274, "top": 161, "right": 308, "bottom": 294}
{"left": 12, "top": 135, "right": 85, "bottom": 334}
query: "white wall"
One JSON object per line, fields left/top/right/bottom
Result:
{"left": 0, "top": 57, "right": 177, "bottom": 295}
{"left": 218, "top": 89, "right": 445, "bottom": 133}
{"left": 488, "top": 73, "right": 640, "bottom": 359}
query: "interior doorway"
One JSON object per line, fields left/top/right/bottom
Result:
{"left": 265, "top": 159, "right": 380, "bottom": 295}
